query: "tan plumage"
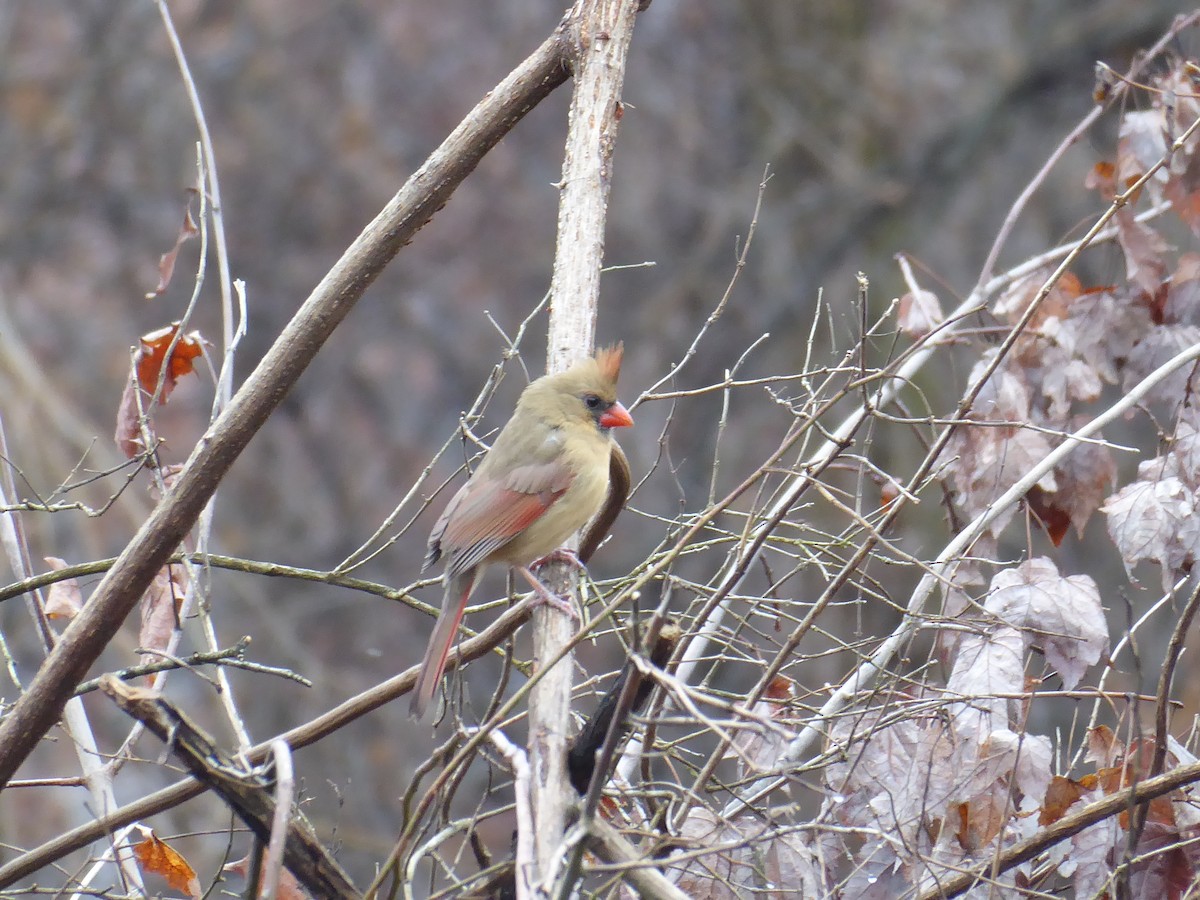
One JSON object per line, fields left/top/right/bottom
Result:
{"left": 411, "top": 344, "right": 632, "bottom": 718}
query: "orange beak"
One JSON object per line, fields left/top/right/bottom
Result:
{"left": 600, "top": 401, "right": 633, "bottom": 429}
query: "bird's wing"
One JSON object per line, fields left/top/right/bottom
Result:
{"left": 430, "top": 460, "right": 574, "bottom": 577}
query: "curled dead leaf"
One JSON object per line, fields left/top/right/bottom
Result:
{"left": 132, "top": 830, "right": 201, "bottom": 899}
{"left": 43, "top": 556, "right": 83, "bottom": 621}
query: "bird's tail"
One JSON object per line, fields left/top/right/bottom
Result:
{"left": 411, "top": 571, "right": 476, "bottom": 719}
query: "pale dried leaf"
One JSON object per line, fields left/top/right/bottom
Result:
{"left": 43, "top": 556, "right": 83, "bottom": 620}
{"left": 673, "top": 808, "right": 753, "bottom": 899}
{"left": 946, "top": 625, "right": 1024, "bottom": 735}
{"left": 826, "top": 710, "right": 957, "bottom": 844}
{"left": 764, "top": 829, "right": 828, "bottom": 898}
{"left": 945, "top": 425, "right": 1055, "bottom": 537}
{"left": 984, "top": 558, "right": 1107, "bottom": 690}
{"left": 1040, "top": 356, "right": 1103, "bottom": 422}
{"left": 139, "top": 564, "right": 187, "bottom": 678}
{"left": 1117, "top": 109, "right": 1168, "bottom": 196}
{"left": 992, "top": 267, "right": 1079, "bottom": 328}
{"left": 1010, "top": 732, "right": 1054, "bottom": 811}
{"left": 964, "top": 351, "right": 1030, "bottom": 421}
{"left": 1060, "top": 290, "right": 1153, "bottom": 384}
{"left": 1116, "top": 211, "right": 1168, "bottom": 299}
{"left": 835, "top": 839, "right": 907, "bottom": 900}
{"left": 897, "top": 288, "right": 944, "bottom": 339}
{"left": 937, "top": 561, "right": 985, "bottom": 663}
{"left": 1169, "top": 420, "right": 1200, "bottom": 488}
{"left": 1122, "top": 324, "right": 1200, "bottom": 408}
{"left": 1103, "top": 467, "right": 1198, "bottom": 583}
{"left": 1071, "top": 800, "right": 1121, "bottom": 895}
{"left": 1163, "top": 254, "right": 1200, "bottom": 325}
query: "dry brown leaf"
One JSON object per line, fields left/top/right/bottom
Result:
{"left": 114, "top": 323, "right": 206, "bottom": 459}
{"left": 1122, "top": 324, "right": 1200, "bottom": 408}
{"left": 945, "top": 424, "right": 1055, "bottom": 537}
{"left": 1116, "top": 108, "right": 1167, "bottom": 199}
{"left": 132, "top": 830, "right": 201, "bottom": 899}
{"left": 1054, "top": 434, "right": 1118, "bottom": 539}
{"left": 139, "top": 564, "right": 187, "bottom": 682}
{"left": 1027, "top": 436, "right": 1116, "bottom": 546}
{"left": 135, "top": 324, "right": 204, "bottom": 400}
{"left": 1103, "top": 463, "right": 1198, "bottom": 585}
{"left": 725, "top": 674, "right": 797, "bottom": 778}
{"left": 1084, "top": 160, "right": 1117, "bottom": 199}
{"left": 1086, "top": 725, "right": 1118, "bottom": 768}
{"left": 1040, "top": 774, "right": 1088, "bottom": 825}
{"left": 984, "top": 558, "right": 1106, "bottom": 690}
{"left": 1166, "top": 151, "right": 1200, "bottom": 239}
{"left": 1025, "top": 486, "right": 1072, "bottom": 546}
{"left": 1163, "top": 253, "right": 1200, "bottom": 325}
{"left": 993, "top": 267, "right": 1081, "bottom": 329}
{"left": 147, "top": 201, "right": 200, "bottom": 299}
{"left": 955, "top": 795, "right": 1007, "bottom": 851}
{"left": 114, "top": 376, "right": 145, "bottom": 460}
{"left": 224, "top": 853, "right": 312, "bottom": 900}
{"left": 1060, "top": 289, "right": 1153, "bottom": 384}
{"left": 1116, "top": 213, "right": 1169, "bottom": 302}
{"left": 43, "top": 556, "right": 83, "bottom": 621}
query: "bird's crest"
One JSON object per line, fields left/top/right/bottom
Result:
{"left": 595, "top": 342, "right": 624, "bottom": 385}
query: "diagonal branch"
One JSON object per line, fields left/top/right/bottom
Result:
{"left": 99, "top": 676, "right": 357, "bottom": 899}
{"left": 0, "top": 600, "right": 531, "bottom": 889}
{"left": 0, "top": 12, "right": 577, "bottom": 792}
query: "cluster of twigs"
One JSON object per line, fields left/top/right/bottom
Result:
{"left": 5, "top": 5, "right": 1200, "bottom": 900}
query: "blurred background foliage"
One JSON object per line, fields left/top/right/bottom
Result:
{"left": 0, "top": 0, "right": 1188, "bottom": 883}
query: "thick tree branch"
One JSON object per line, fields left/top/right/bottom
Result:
{"left": 0, "top": 601, "right": 531, "bottom": 889}
{"left": 0, "top": 14, "right": 574, "bottom": 792}
{"left": 99, "top": 676, "right": 358, "bottom": 900}
{"left": 535, "top": 0, "right": 642, "bottom": 888}
{"left": 916, "top": 758, "right": 1200, "bottom": 900}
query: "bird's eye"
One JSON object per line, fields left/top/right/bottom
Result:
{"left": 584, "top": 394, "right": 602, "bottom": 410}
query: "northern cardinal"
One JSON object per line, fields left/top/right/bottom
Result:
{"left": 411, "top": 344, "right": 633, "bottom": 718}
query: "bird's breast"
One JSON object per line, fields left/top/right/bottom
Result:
{"left": 496, "top": 439, "right": 611, "bottom": 566}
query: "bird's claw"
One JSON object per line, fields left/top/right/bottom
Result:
{"left": 517, "top": 565, "right": 581, "bottom": 621}
{"left": 531, "top": 547, "right": 585, "bottom": 573}
{"left": 531, "top": 587, "right": 580, "bottom": 621}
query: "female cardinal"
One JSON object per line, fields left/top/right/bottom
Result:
{"left": 411, "top": 344, "right": 633, "bottom": 718}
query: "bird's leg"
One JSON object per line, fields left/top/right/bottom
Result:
{"left": 530, "top": 547, "right": 586, "bottom": 573}
{"left": 516, "top": 565, "right": 580, "bottom": 621}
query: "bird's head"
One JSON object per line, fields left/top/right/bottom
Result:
{"left": 520, "top": 343, "right": 634, "bottom": 433}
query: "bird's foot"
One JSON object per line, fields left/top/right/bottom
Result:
{"left": 517, "top": 566, "right": 580, "bottom": 621}
{"left": 531, "top": 547, "right": 586, "bottom": 573}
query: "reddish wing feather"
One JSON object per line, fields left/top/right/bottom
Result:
{"left": 437, "top": 462, "right": 574, "bottom": 576}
